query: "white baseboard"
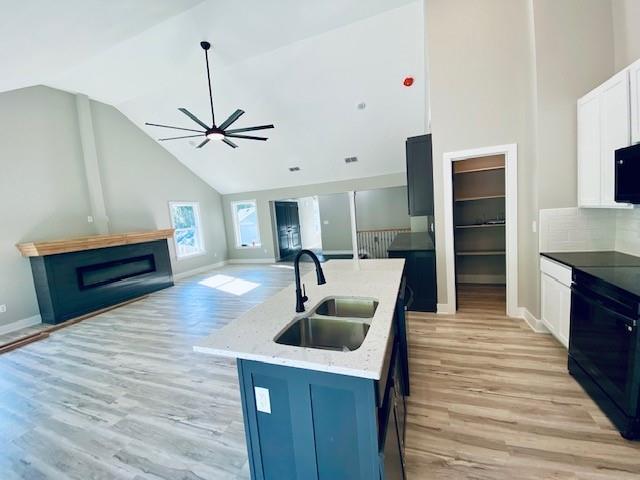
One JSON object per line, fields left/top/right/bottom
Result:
{"left": 174, "top": 261, "right": 228, "bottom": 280}
{"left": 227, "top": 258, "right": 276, "bottom": 264}
{"left": 322, "top": 250, "right": 354, "bottom": 255}
{"left": 519, "top": 307, "right": 549, "bottom": 333}
{"left": 0, "top": 314, "right": 42, "bottom": 336}
{"left": 436, "top": 303, "right": 456, "bottom": 315}
{"left": 457, "top": 274, "right": 506, "bottom": 285}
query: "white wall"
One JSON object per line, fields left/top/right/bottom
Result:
{"left": 0, "top": 85, "right": 227, "bottom": 329}
{"left": 297, "top": 196, "right": 322, "bottom": 250}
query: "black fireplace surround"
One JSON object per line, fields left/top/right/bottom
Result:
{"left": 30, "top": 240, "right": 173, "bottom": 324}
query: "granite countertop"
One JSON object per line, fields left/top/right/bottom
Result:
{"left": 387, "top": 232, "right": 435, "bottom": 252}
{"left": 541, "top": 251, "right": 640, "bottom": 299}
{"left": 194, "top": 259, "right": 405, "bottom": 380}
{"left": 541, "top": 251, "right": 640, "bottom": 268}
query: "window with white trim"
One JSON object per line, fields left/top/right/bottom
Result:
{"left": 231, "top": 200, "right": 261, "bottom": 248}
{"left": 169, "top": 202, "right": 205, "bottom": 258}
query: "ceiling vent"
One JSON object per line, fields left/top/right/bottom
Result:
{"left": 289, "top": 166, "right": 301, "bottom": 172}
{"left": 344, "top": 156, "right": 358, "bottom": 164}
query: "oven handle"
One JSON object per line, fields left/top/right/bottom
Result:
{"left": 571, "top": 286, "right": 637, "bottom": 329}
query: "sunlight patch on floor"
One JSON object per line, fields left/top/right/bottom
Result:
{"left": 199, "top": 274, "right": 260, "bottom": 295}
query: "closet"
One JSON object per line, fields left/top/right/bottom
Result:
{"left": 452, "top": 155, "right": 506, "bottom": 308}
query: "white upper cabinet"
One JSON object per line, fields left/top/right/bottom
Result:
{"left": 577, "top": 69, "right": 631, "bottom": 208}
{"left": 631, "top": 59, "right": 640, "bottom": 145}
{"left": 600, "top": 71, "right": 631, "bottom": 207}
{"left": 577, "top": 94, "right": 601, "bottom": 207}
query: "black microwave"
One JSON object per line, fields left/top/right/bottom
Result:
{"left": 615, "top": 143, "right": 640, "bottom": 204}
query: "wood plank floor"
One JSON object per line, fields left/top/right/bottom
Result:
{"left": 405, "top": 285, "right": 640, "bottom": 479}
{"left": 2, "top": 268, "right": 640, "bottom": 479}
{"left": 0, "top": 264, "right": 307, "bottom": 480}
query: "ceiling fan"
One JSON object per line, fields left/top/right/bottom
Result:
{"left": 145, "top": 41, "right": 274, "bottom": 149}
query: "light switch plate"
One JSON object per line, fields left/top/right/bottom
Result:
{"left": 0, "top": 304, "right": 6, "bottom": 313}
{"left": 255, "top": 387, "right": 271, "bottom": 414}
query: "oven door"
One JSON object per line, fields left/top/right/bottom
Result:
{"left": 570, "top": 285, "right": 640, "bottom": 416}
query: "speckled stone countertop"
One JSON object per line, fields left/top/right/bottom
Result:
{"left": 194, "top": 259, "right": 405, "bottom": 380}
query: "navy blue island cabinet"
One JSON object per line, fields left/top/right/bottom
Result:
{"left": 237, "top": 284, "right": 409, "bottom": 480}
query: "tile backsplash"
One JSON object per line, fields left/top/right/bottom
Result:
{"left": 616, "top": 209, "right": 640, "bottom": 256}
{"left": 539, "top": 208, "right": 616, "bottom": 252}
{"left": 539, "top": 207, "right": 640, "bottom": 255}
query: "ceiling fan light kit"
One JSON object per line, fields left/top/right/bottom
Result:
{"left": 145, "top": 41, "right": 274, "bottom": 149}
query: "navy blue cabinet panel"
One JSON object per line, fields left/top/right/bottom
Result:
{"left": 388, "top": 250, "right": 436, "bottom": 312}
{"left": 253, "top": 374, "right": 297, "bottom": 480}
{"left": 237, "top": 360, "right": 379, "bottom": 480}
{"left": 311, "top": 385, "right": 361, "bottom": 479}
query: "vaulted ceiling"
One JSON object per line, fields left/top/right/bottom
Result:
{"left": 3, "top": 0, "right": 425, "bottom": 194}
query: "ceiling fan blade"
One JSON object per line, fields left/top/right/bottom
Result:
{"left": 145, "top": 122, "right": 205, "bottom": 133}
{"left": 158, "top": 134, "right": 206, "bottom": 141}
{"left": 225, "top": 124, "right": 274, "bottom": 134}
{"left": 178, "top": 108, "right": 211, "bottom": 130}
{"left": 222, "top": 138, "right": 238, "bottom": 149}
{"left": 225, "top": 134, "right": 268, "bottom": 141}
{"left": 196, "top": 139, "right": 210, "bottom": 148}
{"left": 219, "top": 109, "right": 245, "bottom": 130}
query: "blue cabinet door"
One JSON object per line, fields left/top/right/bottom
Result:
{"left": 238, "top": 360, "right": 379, "bottom": 480}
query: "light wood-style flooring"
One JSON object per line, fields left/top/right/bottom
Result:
{"left": 2, "top": 268, "right": 640, "bottom": 479}
{"left": 405, "top": 284, "right": 640, "bottom": 479}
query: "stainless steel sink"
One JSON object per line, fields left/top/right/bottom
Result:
{"left": 275, "top": 316, "right": 370, "bottom": 352}
{"left": 313, "top": 297, "right": 379, "bottom": 319}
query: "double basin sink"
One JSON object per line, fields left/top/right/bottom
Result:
{"left": 275, "top": 297, "right": 379, "bottom": 352}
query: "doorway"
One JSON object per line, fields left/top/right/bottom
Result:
{"left": 275, "top": 201, "right": 303, "bottom": 261}
{"left": 442, "top": 144, "right": 518, "bottom": 317}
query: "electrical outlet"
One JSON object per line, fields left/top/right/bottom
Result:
{"left": 532, "top": 220, "right": 537, "bottom": 233}
{"left": 214, "top": 252, "right": 218, "bottom": 257}
{"left": 255, "top": 387, "right": 271, "bottom": 414}
{"left": 87, "top": 215, "right": 94, "bottom": 223}
{"left": 0, "top": 304, "right": 6, "bottom": 314}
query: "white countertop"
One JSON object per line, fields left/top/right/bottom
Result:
{"left": 194, "top": 259, "right": 405, "bottom": 380}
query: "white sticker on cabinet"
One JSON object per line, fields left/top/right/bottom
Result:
{"left": 255, "top": 387, "right": 271, "bottom": 414}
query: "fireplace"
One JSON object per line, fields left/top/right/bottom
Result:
{"left": 18, "top": 230, "right": 174, "bottom": 324}
{"left": 77, "top": 254, "right": 156, "bottom": 290}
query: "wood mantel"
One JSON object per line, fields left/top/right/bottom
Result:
{"left": 16, "top": 229, "right": 175, "bottom": 257}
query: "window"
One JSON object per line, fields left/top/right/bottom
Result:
{"left": 169, "top": 202, "right": 205, "bottom": 258}
{"left": 231, "top": 200, "right": 261, "bottom": 248}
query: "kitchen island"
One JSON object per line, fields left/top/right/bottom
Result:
{"left": 195, "top": 259, "right": 408, "bottom": 480}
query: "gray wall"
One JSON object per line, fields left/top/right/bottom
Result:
{"left": 355, "top": 186, "right": 410, "bottom": 231}
{"left": 91, "top": 101, "right": 228, "bottom": 271}
{"left": 613, "top": 0, "right": 640, "bottom": 71}
{"left": 0, "top": 86, "right": 227, "bottom": 329}
{"left": 318, "top": 193, "right": 352, "bottom": 252}
{"left": 533, "top": 0, "right": 615, "bottom": 210}
{"left": 221, "top": 173, "right": 406, "bottom": 261}
{"left": 0, "top": 87, "right": 96, "bottom": 327}
{"left": 426, "top": 0, "right": 539, "bottom": 314}
{"left": 426, "top": 0, "right": 623, "bottom": 317}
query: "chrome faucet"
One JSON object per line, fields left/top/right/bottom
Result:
{"left": 294, "top": 250, "right": 326, "bottom": 312}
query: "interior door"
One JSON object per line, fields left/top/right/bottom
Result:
{"left": 275, "top": 201, "right": 302, "bottom": 260}
{"left": 600, "top": 70, "right": 631, "bottom": 207}
{"left": 275, "top": 202, "right": 292, "bottom": 259}
{"left": 289, "top": 203, "right": 302, "bottom": 251}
